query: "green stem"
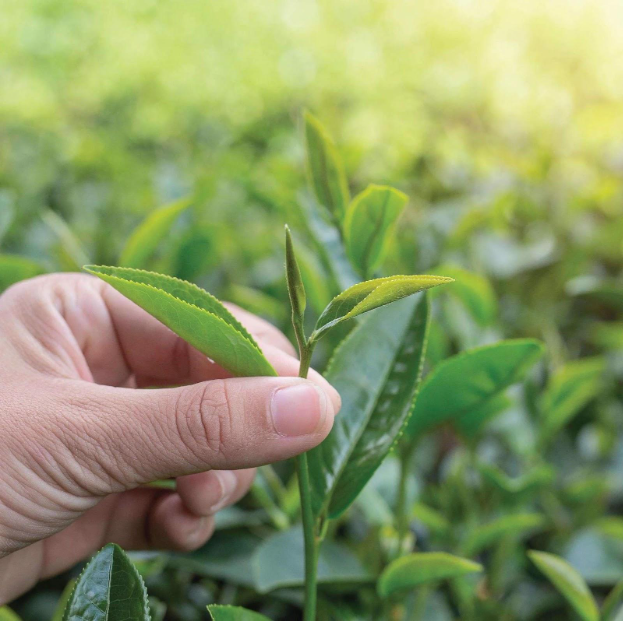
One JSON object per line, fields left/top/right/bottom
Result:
{"left": 295, "top": 341, "right": 318, "bottom": 620}
{"left": 394, "top": 447, "right": 411, "bottom": 560}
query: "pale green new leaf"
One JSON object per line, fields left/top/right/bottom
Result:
{"left": 304, "top": 111, "right": 349, "bottom": 221}
{"left": 284, "top": 225, "right": 306, "bottom": 320}
{"left": 528, "top": 550, "right": 599, "bottom": 621}
{"left": 344, "top": 185, "right": 407, "bottom": 277}
{"left": 119, "top": 197, "right": 192, "bottom": 268}
{"left": 405, "top": 339, "right": 544, "bottom": 442}
{"left": 378, "top": 552, "right": 483, "bottom": 598}
{"left": 207, "top": 605, "right": 270, "bottom": 621}
{"left": 84, "top": 266, "right": 276, "bottom": 377}
{"left": 0, "top": 254, "right": 44, "bottom": 292}
{"left": 308, "top": 294, "right": 430, "bottom": 520}
{"left": 540, "top": 357, "right": 605, "bottom": 442}
{"left": 312, "top": 274, "right": 451, "bottom": 340}
{"left": 63, "top": 543, "right": 150, "bottom": 621}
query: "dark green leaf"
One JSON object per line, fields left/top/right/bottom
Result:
{"left": 84, "top": 266, "right": 276, "bottom": 377}
{"left": 344, "top": 185, "right": 407, "bottom": 277}
{"left": 540, "top": 357, "right": 605, "bottom": 442}
{"left": 63, "top": 543, "right": 150, "bottom": 621}
{"left": 313, "top": 274, "right": 451, "bottom": 340}
{"left": 207, "top": 605, "right": 270, "bottom": 621}
{"left": 528, "top": 550, "right": 599, "bottom": 621}
{"left": 453, "top": 392, "right": 512, "bottom": 440}
{"left": 252, "top": 527, "right": 373, "bottom": 593}
{"left": 378, "top": 552, "right": 483, "bottom": 597}
{"left": 405, "top": 339, "right": 544, "bottom": 442}
{"left": 304, "top": 111, "right": 349, "bottom": 221}
{"left": 308, "top": 294, "right": 430, "bottom": 520}
{"left": 119, "top": 197, "right": 192, "bottom": 269}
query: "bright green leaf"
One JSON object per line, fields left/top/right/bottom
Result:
{"left": 0, "top": 254, "right": 44, "bottom": 291}
{"left": 528, "top": 550, "right": 599, "bottom": 621}
{"left": 304, "top": 111, "right": 349, "bottom": 221}
{"left": 378, "top": 552, "right": 483, "bottom": 598}
{"left": 284, "top": 225, "right": 306, "bottom": 320}
{"left": 540, "top": 357, "right": 605, "bottom": 442}
{"left": 433, "top": 264, "right": 497, "bottom": 327}
{"left": 252, "top": 527, "right": 373, "bottom": 593}
{"left": 405, "top": 339, "right": 544, "bottom": 442}
{"left": 462, "top": 513, "right": 546, "bottom": 556}
{"left": 207, "top": 605, "right": 270, "bottom": 621}
{"left": 344, "top": 185, "right": 407, "bottom": 277}
{"left": 312, "top": 274, "right": 451, "bottom": 340}
{"left": 0, "top": 607, "right": 20, "bottom": 621}
{"left": 84, "top": 266, "right": 276, "bottom": 377}
{"left": 63, "top": 543, "right": 150, "bottom": 621}
{"left": 308, "top": 294, "right": 430, "bottom": 520}
{"left": 119, "top": 197, "right": 192, "bottom": 268}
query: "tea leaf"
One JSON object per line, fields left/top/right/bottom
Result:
{"left": 453, "top": 392, "right": 512, "bottom": 440}
{"left": 404, "top": 339, "right": 544, "bottom": 442}
{"left": 313, "top": 274, "right": 451, "bottom": 340}
{"left": 299, "top": 192, "right": 359, "bottom": 292}
{"left": 120, "top": 197, "right": 192, "bottom": 269}
{"left": 344, "top": 185, "right": 407, "bottom": 277}
{"left": 84, "top": 266, "right": 276, "bottom": 377}
{"left": 462, "top": 513, "right": 546, "bottom": 556}
{"left": 252, "top": 527, "right": 373, "bottom": 593}
{"left": 0, "top": 254, "right": 44, "bottom": 292}
{"left": 433, "top": 264, "right": 497, "bottom": 327}
{"left": 207, "top": 605, "right": 270, "bottom": 621}
{"left": 309, "top": 294, "right": 430, "bottom": 520}
{"left": 528, "top": 550, "right": 599, "bottom": 621}
{"left": 0, "top": 607, "right": 20, "bottom": 621}
{"left": 540, "top": 357, "right": 605, "bottom": 442}
{"left": 304, "top": 111, "right": 349, "bottom": 222}
{"left": 42, "top": 210, "right": 90, "bottom": 271}
{"left": 378, "top": 552, "right": 483, "bottom": 597}
{"left": 284, "top": 225, "right": 306, "bottom": 321}
{"left": 63, "top": 543, "right": 150, "bottom": 621}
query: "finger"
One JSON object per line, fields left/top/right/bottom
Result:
{"left": 224, "top": 303, "right": 297, "bottom": 356}
{"left": 58, "top": 375, "right": 336, "bottom": 492}
{"left": 148, "top": 494, "right": 215, "bottom": 551}
{"left": 176, "top": 468, "right": 256, "bottom": 516}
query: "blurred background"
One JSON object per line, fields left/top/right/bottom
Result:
{"left": 0, "top": 0, "right": 621, "bottom": 620}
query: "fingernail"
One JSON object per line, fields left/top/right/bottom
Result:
{"left": 187, "top": 516, "right": 208, "bottom": 543}
{"left": 271, "top": 383, "right": 330, "bottom": 437}
{"left": 209, "top": 470, "right": 237, "bottom": 513}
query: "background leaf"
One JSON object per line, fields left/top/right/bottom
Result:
{"left": 344, "top": 185, "right": 407, "bottom": 278}
{"left": 119, "top": 197, "right": 192, "bottom": 269}
{"left": 63, "top": 543, "right": 150, "bottom": 621}
{"left": 252, "top": 527, "right": 373, "bottom": 593}
{"left": 207, "top": 605, "right": 270, "bottom": 621}
{"left": 528, "top": 550, "right": 599, "bottom": 621}
{"left": 85, "top": 266, "right": 276, "bottom": 377}
{"left": 308, "top": 294, "right": 430, "bottom": 520}
{"left": 378, "top": 552, "right": 483, "bottom": 598}
{"left": 405, "top": 339, "right": 544, "bottom": 442}
{"left": 304, "top": 112, "right": 349, "bottom": 222}
{"left": 0, "top": 254, "right": 44, "bottom": 292}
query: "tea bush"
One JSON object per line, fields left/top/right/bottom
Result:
{"left": 0, "top": 1, "right": 621, "bottom": 620}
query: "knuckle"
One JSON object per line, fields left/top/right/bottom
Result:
{"left": 177, "top": 381, "right": 234, "bottom": 462}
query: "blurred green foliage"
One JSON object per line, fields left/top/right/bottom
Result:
{"left": 1, "top": 0, "right": 621, "bottom": 620}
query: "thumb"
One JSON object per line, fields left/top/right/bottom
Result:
{"left": 59, "top": 377, "right": 337, "bottom": 491}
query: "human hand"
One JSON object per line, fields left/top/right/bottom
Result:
{"left": 0, "top": 274, "right": 339, "bottom": 603}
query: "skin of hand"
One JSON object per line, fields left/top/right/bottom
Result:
{"left": 0, "top": 274, "right": 340, "bottom": 604}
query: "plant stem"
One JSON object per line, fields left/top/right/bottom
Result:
{"left": 394, "top": 447, "right": 411, "bottom": 559}
{"left": 295, "top": 341, "right": 318, "bottom": 620}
